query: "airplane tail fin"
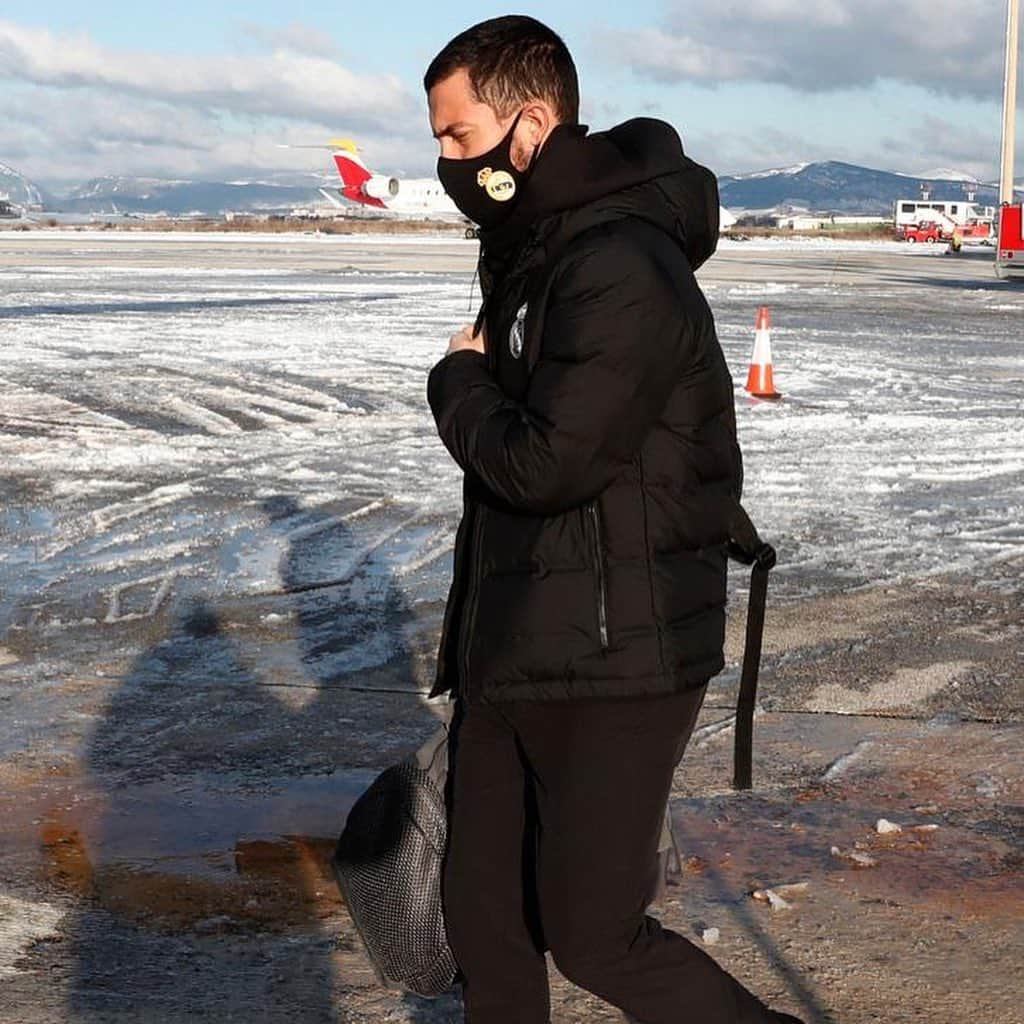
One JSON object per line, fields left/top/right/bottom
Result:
{"left": 331, "top": 141, "right": 386, "bottom": 209}
{"left": 331, "top": 149, "right": 372, "bottom": 193}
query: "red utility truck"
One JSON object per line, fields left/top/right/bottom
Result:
{"left": 995, "top": 204, "right": 1024, "bottom": 280}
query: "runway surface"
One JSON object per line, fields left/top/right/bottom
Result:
{"left": 0, "top": 231, "right": 1021, "bottom": 1023}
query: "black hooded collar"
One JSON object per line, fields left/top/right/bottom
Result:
{"left": 478, "top": 117, "right": 720, "bottom": 275}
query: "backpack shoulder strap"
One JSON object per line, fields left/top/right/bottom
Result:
{"left": 726, "top": 500, "right": 776, "bottom": 791}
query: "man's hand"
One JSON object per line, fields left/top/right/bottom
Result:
{"left": 447, "top": 324, "right": 486, "bottom": 356}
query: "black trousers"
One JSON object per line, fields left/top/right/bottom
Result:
{"left": 442, "top": 685, "right": 782, "bottom": 1024}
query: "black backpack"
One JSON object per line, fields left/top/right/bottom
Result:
{"left": 331, "top": 721, "right": 456, "bottom": 997}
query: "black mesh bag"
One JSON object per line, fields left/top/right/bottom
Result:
{"left": 331, "top": 724, "right": 458, "bottom": 998}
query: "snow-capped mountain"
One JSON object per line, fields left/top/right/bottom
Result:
{"left": 718, "top": 161, "right": 1017, "bottom": 215}
{"left": 916, "top": 168, "right": 980, "bottom": 183}
{"left": 0, "top": 163, "right": 52, "bottom": 209}
{"left": 729, "top": 163, "right": 812, "bottom": 181}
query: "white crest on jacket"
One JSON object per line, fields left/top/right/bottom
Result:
{"left": 510, "top": 302, "right": 528, "bottom": 359}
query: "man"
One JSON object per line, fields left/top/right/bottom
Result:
{"left": 424, "top": 15, "right": 806, "bottom": 1024}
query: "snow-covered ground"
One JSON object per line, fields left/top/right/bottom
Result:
{"left": 700, "top": 262, "right": 1024, "bottom": 594}
{"left": 718, "top": 236, "right": 912, "bottom": 252}
{"left": 1, "top": 238, "right": 1021, "bottom": 667}
{"left": 2, "top": 235, "right": 1021, "bottom": 1024}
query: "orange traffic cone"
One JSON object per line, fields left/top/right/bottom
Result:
{"left": 745, "top": 307, "right": 782, "bottom": 399}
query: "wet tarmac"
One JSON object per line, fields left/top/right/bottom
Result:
{"left": 1, "top": 683, "right": 1019, "bottom": 1023}
{"left": 0, "top": 232, "right": 1021, "bottom": 1023}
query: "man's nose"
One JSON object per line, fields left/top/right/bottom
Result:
{"left": 438, "top": 139, "right": 462, "bottom": 161}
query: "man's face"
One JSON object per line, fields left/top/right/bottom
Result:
{"left": 428, "top": 68, "right": 534, "bottom": 171}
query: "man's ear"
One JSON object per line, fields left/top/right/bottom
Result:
{"left": 519, "top": 100, "right": 556, "bottom": 150}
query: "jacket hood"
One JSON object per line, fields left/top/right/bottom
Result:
{"left": 480, "top": 117, "right": 720, "bottom": 271}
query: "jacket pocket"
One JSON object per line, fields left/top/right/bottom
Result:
{"left": 585, "top": 501, "right": 610, "bottom": 651}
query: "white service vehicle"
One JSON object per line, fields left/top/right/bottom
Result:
{"left": 893, "top": 198, "right": 996, "bottom": 229}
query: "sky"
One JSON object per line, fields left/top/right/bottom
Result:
{"left": 1, "top": 1, "right": 1021, "bottom": 190}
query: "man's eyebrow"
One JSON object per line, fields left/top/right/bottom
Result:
{"left": 433, "top": 121, "right": 471, "bottom": 139}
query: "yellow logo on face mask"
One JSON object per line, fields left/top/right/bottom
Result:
{"left": 477, "top": 167, "right": 493, "bottom": 188}
{"left": 485, "top": 170, "right": 516, "bottom": 202}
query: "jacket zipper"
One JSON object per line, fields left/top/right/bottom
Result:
{"left": 586, "top": 501, "right": 610, "bottom": 651}
{"left": 455, "top": 230, "right": 538, "bottom": 696}
{"left": 459, "top": 504, "right": 486, "bottom": 700}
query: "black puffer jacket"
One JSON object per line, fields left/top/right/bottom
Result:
{"left": 426, "top": 118, "right": 742, "bottom": 703}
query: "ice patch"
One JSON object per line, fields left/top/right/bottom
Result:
{"left": 0, "top": 894, "right": 65, "bottom": 977}
{"left": 725, "top": 282, "right": 798, "bottom": 297}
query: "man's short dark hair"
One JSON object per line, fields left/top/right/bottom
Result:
{"left": 424, "top": 15, "right": 579, "bottom": 125}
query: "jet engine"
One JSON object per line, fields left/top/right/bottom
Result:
{"left": 363, "top": 176, "right": 400, "bottom": 199}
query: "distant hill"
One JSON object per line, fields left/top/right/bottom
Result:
{"left": 58, "top": 175, "right": 330, "bottom": 216}
{"left": 6, "top": 159, "right": 1023, "bottom": 219}
{"left": 718, "top": 161, "right": 1017, "bottom": 216}
{"left": 0, "top": 163, "right": 53, "bottom": 209}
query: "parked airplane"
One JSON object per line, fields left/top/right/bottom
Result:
{"left": 291, "top": 138, "right": 737, "bottom": 235}
{"left": 303, "top": 138, "right": 463, "bottom": 220}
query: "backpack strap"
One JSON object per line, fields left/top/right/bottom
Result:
{"left": 726, "top": 501, "right": 776, "bottom": 790}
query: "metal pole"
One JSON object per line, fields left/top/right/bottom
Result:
{"left": 1000, "top": 0, "right": 1021, "bottom": 205}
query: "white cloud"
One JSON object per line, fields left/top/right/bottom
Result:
{"left": 875, "top": 113, "right": 1020, "bottom": 181}
{"left": 0, "top": 19, "right": 418, "bottom": 129}
{"left": 235, "top": 20, "right": 341, "bottom": 59}
{"left": 609, "top": 29, "right": 755, "bottom": 82}
{"left": 604, "top": 0, "right": 1009, "bottom": 96}
{"left": 0, "top": 84, "right": 437, "bottom": 185}
{"left": 0, "top": 20, "right": 439, "bottom": 184}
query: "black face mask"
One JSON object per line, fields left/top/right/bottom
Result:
{"left": 437, "top": 110, "right": 539, "bottom": 229}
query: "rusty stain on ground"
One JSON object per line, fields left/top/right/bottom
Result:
{"left": 672, "top": 780, "right": 1022, "bottom": 925}
{"left": 2, "top": 772, "right": 371, "bottom": 934}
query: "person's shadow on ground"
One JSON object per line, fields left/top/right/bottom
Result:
{"left": 49, "top": 492, "right": 458, "bottom": 1022}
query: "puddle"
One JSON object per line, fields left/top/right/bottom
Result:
{"left": 3, "top": 769, "right": 376, "bottom": 931}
